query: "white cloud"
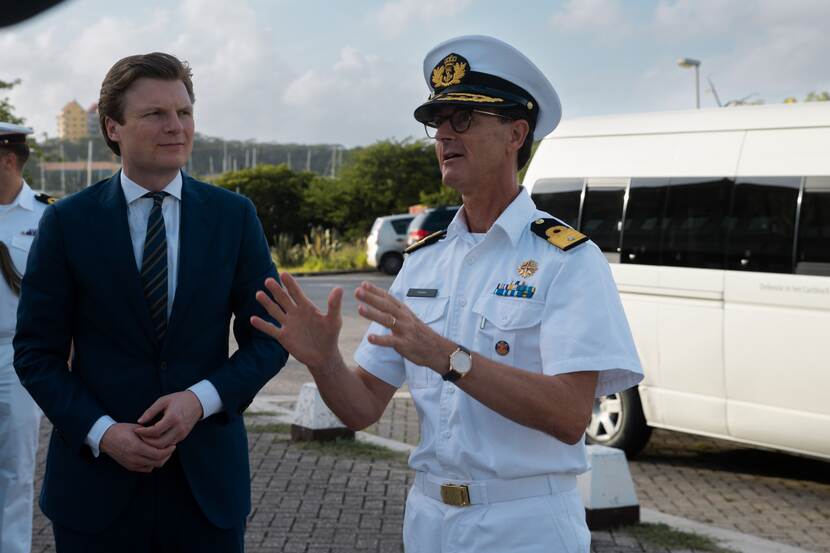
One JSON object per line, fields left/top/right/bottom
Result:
{"left": 550, "top": 0, "right": 633, "bottom": 40}
{"left": 281, "top": 46, "right": 425, "bottom": 145}
{"left": 375, "top": 0, "right": 472, "bottom": 38}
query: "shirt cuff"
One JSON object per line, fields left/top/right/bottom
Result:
{"left": 85, "top": 415, "right": 116, "bottom": 458}
{"left": 188, "top": 380, "right": 223, "bottom": 419}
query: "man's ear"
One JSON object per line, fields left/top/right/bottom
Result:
{"left": 104, "top": 116, "right": 120, "bottom": 143}
{"left": 508, "top": 119, "right": 530, "bottom": 153}
{"left": 0, "top": 152, "right": 14, "bottom": 172}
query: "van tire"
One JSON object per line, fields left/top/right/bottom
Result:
{"left": 585, "top": 387, "right": 652, "bottom": 457}
{"left": 380, "top": 252, "right": 404, "bottom": 275}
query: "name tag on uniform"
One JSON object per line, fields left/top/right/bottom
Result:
{"left": 407, "top": 288, "right": 439, "bottom": 298}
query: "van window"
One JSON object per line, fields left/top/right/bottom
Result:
{"left": 580, "top": 182, "right": 626, "bottom": 253}
{"left": 796, "top": 176, "right": 830, "bottom": 276}
{"left": 726, "top": 177, "right": 800, "bottom": 273}
{"left": 662, "top": 178, "right": 732, "bottom": 269}
{"left": 530, "top": 178, "right": 582, "bottom": 228}
{"left": 621, "top": 178, "right": 668, "bottom": 266}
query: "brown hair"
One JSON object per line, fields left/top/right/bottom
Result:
{"left": 98, "top": 52, "right": 195, "bottom": 156}
{"left": 0, "top": 241, "right": 21, "bottom": 296}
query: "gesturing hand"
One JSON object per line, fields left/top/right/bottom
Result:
{"left": 100, "top": 423, "right": 176, "bottom": 473}
{"left": 133, "top": 391, "right": 203, "bottom": 449}
{"left": 355, "top": 281, "right": 453, "bottom": 372}
{"left": 251, "top": 273, "right": 345, "bottom": 372}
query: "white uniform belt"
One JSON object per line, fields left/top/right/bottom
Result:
{"left": 414, "top": 471, "right": 576, "bottom": 507}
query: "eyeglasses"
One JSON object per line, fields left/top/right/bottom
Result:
{"left": 423, "top": 109, "right": 512, "bottom": 138}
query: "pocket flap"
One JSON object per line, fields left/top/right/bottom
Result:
{"left": 405, "top": 296, "right": 449, "bottom": 324}
{"left": 473, "top": 295, "right": 545, "bottom": 330}
{"left": 11, "top": 233, "right": 34, "bottom": 251}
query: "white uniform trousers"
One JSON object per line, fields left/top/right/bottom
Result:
{"left": 404, "top": 473, "right": 590, "bottom": 553}
{"left": 0, "top": 344, "right": 41, "bottom": 553}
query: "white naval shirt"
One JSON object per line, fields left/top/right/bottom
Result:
{"left": 84, "top": 171, "right": 222, "bottom": 456}
{"left": 355, "top": 188, "right": 643, "bottom": 481}
{"left": 0, "top": 181, "right": 47, "bottom": 357}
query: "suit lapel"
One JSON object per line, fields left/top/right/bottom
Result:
{"left": 99, "top": 172, "right": 158, "bottom": 350}
{"left": 164, "top": 174, "right": 212, "bottom": 349}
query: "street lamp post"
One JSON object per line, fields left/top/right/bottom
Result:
{"left": 677, "top": 57, "right": 701, "bottom": 109}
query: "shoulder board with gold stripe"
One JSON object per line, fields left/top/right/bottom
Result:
{"left": 404, "top": 230, "right": 447, "bottom": 255}
{"left": 35, "top": 192, "right": 57, "bottom": 205}
{"left": 530, "top": 218, "right": 588, "bottom": 252}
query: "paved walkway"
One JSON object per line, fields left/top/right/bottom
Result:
{"left": 30, "top": 417, "right": 761, "bottom": 553}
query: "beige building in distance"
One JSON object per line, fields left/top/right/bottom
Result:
{"left": 57, "top": 100, "right": 89, "bottom": 140}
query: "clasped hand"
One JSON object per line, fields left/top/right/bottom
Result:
{"left": 101, "top": 391, "right": 203, "bottom": 473}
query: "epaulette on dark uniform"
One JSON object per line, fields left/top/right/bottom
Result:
{"left": 531, "top": 218, "right": 588, "bottom": 251}
{"left": 35, "top": 192, "right": 57, "bottom": 205}
{"left": 404, "top": 230, "right": 447, "bottom": 255}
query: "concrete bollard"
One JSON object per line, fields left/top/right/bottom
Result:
{"left": 577, "top": 445, "right": 640, "bottom": 529}
{"left": 291, "top": 382, "right": 355, "bottom": 442}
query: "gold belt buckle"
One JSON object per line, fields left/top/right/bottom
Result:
{"left": 440, "top": 483, "right": 471, "bottom": 507}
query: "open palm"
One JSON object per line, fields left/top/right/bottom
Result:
{"left": 251, "top": 273, "right": 344, "bottom": 371}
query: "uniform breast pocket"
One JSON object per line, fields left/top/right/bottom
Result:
{"left": 11, "top": 233, "right": 34, "bottom": 252}
{"left": 404, "top": 295, "right": 449, "bottom": 388}
{"left": 472, "top": 295, "right": 545, "bottom": 370}
{"left": 9, "top": 233, "right": 34, "bottom": 270}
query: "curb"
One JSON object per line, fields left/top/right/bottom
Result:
{"left": 641, "top": 509, "right": 813, "bottom": 553}
{"left": 286, "top": 269, "right": 378, "bottom": 277}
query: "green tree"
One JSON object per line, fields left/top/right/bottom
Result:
{"left": 324, "top": 139, "right": 444, "bottom": 238}
{"left": 214, "top": 164, "right": 316, "bottom": 243}
{"left": 0, "top": 79, "right": 25, "bottom": 125}
{"left": 805, "top": 91, "right": 830, "bottom": 102}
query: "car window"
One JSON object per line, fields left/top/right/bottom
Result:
{"left": 391, "top": 217, "right": 413, "bottom": 235}
{"left": 425, "top": 208, "right": 459, "bottom": 230}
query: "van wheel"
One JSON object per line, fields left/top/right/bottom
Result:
{"left": 586, "top": 387, "right": 652, "bottom": 457}
{"left": 380, "top": 253, "right": 404, "bottom": 275}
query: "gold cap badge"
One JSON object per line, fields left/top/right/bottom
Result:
{"left": 432, "top": 53, "right": 468, "bottom": 89}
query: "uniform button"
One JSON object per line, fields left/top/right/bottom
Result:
{"left": 467, "top": 257, "right": 475, "bottom": 265}
{"left": 448, "top": 386, "right": 455, "bottom": 394}
{"left": 160, "top": 361, "right": 167, "bottom": 371}
{"left": 459, "top": 298, "right": 467, "bottom": 307}
{"left": 443, "top": 431, "right": 451, "bottom": 439}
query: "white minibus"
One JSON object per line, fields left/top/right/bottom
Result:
{"left": 523, "top": 102, "right": 830, "bottom": 459}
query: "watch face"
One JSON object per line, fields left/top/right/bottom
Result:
{"left": 450, "top": 349, "right": 472, "bottom": 374}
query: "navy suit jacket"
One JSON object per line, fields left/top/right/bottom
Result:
{"left": 14, "top": 172, "right": 287, "bottom": 532}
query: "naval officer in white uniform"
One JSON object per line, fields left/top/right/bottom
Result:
{"left": 0, "top": 122, "right": 50, "bottom": 553}
{"left": 252, "top": 35, "right": 644, "bottom": 552}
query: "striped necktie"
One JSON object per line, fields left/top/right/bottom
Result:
{"left": 141, "top": 191, "right": 170, "bottom": 342}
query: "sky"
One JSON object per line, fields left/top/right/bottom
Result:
{"left": 2, "top": 0, "right": 829, "bottom": 147}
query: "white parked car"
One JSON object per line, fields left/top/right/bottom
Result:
{"left": 367, "top": 214, "right": 414, "bottom": 275}
{"left": 523, "top": 102, "right": 830, "bottom": 460}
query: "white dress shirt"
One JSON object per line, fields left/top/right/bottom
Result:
{"left": 85, "top": 171, "right": 223, "bottom": 456}
{"left": 355, "top": 188, "right": 644, "bottom": 481}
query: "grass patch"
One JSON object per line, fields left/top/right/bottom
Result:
{"left": 621, "top": 523, "right": 736, "bottom": 552}
{"left": 280, "top": 243, "right": 369, "bottom": 273}
{"left": 246, "top": 422, "right": 292, "bottom": 434}
{"left": 293, "top": 437, "right": 409, "bottom": 464}
{"left": 245, "top": 410, "right": 281, "bottom": 417}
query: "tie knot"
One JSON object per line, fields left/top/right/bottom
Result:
{"left": 144, "top": 191, "right": 169, "bottom": 206}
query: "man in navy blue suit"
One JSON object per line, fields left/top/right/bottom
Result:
{"left": 14, "top": 52, "right": 287, "bottom": 551}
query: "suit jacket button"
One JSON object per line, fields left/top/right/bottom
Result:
{"left": 160, "top": 361, "right": 167, "bottom": 371}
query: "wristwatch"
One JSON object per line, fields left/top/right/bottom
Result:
{"left": 443, "top": 345, "right": 472, "bottom": 382}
